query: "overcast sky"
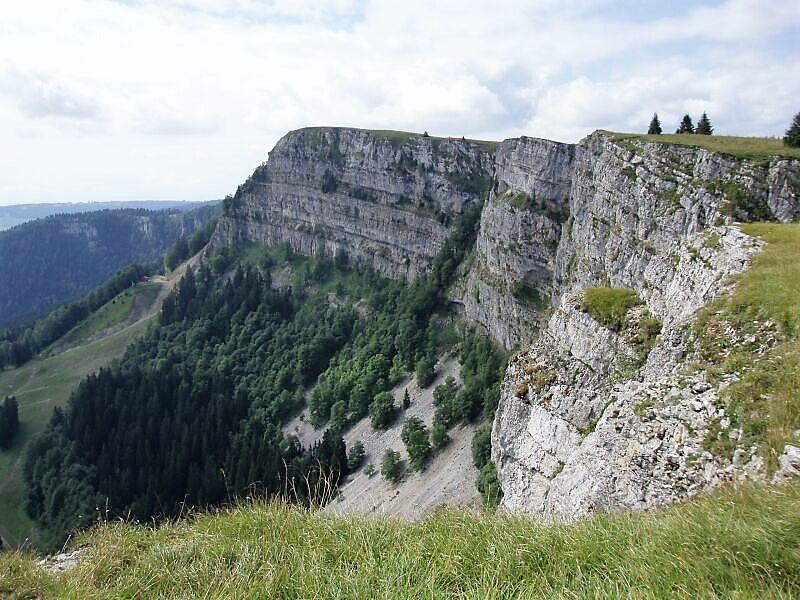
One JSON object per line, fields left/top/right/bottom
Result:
{"left": 1, "top": 0, "right": 798, "bottom": 205}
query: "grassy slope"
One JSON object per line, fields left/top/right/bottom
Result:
{"left": 606, "top": 131, "right": 800, "bottom": 161}
{"left": 0, "top": 282, "right": 166, "bottom": 548}
{"left": 696, "top": 223, "right": 800, "bottom": 471}
{"left": 2, "top": 483, "right": 799, "bottom": 599}
{"left": 55, "top": 281, "right": 162, "bottom": 347}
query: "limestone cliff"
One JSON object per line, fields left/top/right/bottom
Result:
{"left": 211, "top": 126, "right": 800, "bottom": 520}
{"left": 489, "top": 133, "right": 800, "bottom": 518}
{"left": 211, "top": 127, "right": 495, "bottom": 279}
{"left": 459, "top": 132, "right": 800, "bottom": 350}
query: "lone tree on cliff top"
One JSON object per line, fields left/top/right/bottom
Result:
{"left": 676, "top": 114, "right": 695, "bottom": 134}
{"left": 696, "top": 112, "right": 714, "bottom": 135}
{"left": 785, "top": 111, "right": 800, "bottom": 147}
{"left": 647, "top": 113, "right": 662, "bottom": 135}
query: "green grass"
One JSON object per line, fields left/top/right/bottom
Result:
{"left": 2, "top": 483, "right": 798, "bottom": 599}
{"left": 55, "top": 282, "right": 161, "bottom": 347}
{"left": 606, "top": 131, "right": 800, "bottom": 161}
{"left": 696, "top": 223, "right": 800, "bottom": 471}
{"left": 580, "top": 287, "right": 644, "bottom": 332}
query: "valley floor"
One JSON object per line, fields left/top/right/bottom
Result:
{"left": 2, "top": 482, "right": 798, "bottom": 599}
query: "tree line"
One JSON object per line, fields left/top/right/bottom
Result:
{"left": 646, "top": 109, "right": 800, "bottom": 147}
{"left": 647, "top": 112, "right": 713, "bottom": 135}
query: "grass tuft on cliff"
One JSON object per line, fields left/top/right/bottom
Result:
{"left": 2, "top": 482, "right": 799, "bottom": 599}
{"left": 580, "top": 286, "right": 644, "bottom": 332}
{"left": 696, "top": 223, "right": 800, "bottom": 471}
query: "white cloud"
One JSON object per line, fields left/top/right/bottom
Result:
{"left": 0, "top": 0, "right": 798, "bottom": 203}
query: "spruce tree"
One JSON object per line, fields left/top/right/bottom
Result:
{"left": 696, "top": 112, "right": 713, "bottom": 135}
{"left": 0, "top": 396, "right": 19, "bottom": 450}
{"left": 784, "top": 111, "right": 800, "bottom": 148}
{"left": 647, "top": 113, "right": 662, "bottom": 135}
{"left": 676, "top": 114, "right": 695, "bottom": 134}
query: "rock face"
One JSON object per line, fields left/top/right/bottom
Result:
{"left": 211, "top": 128, "right": 495, "bottom": 279}
{"left": 459, "top": 132, "right": 800, "bottom": 349}
{"left": 489, "top": 134, "right": 799, "bottom": 519}
{"left": 492, "top": 228, "right": 765, "bottom": 519}
{"left": 212, "top": 127, "right": 800, "bottom": 520}
{"left": 454, "top": 137, "right": 573, "bottom": 348}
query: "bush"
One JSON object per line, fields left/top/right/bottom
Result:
{"left": 380, "top": 449, "right": 403, "bottom": 482}
{"left": 477, "top": 462, "right": 503, "bottom": 508}
{"left": 369, "top": 392, "right": 397, "bottom": 430}
{"left": 415, "top": 354, "right": 436, "bottom": 389}
{"left": 431, "top": 422, "right": 450, "bottom": 448}
{"left": 401, "top": 417, "right": 431, "bottom": 472}
{"left": 347, "top": 441, "right": 365, "bottom": 471}
{"left": 432, "top": 376, "right": 459, "bottom": 428}
{"left": 579, "top": 287, "right": 644, "bottom": 332}
{"left": 471, "top": 423, "right": 492, "bottom": 469}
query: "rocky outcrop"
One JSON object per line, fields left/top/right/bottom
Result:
{"left": 459, "top": 132, "right": 800, "bottom": 350}
{"left": 454, "top": 137, "right": 573, "bottom": 348}
{"left": 211, "top": 128, "right": 495, "bottom": 279}
{"left": 491, "top": 224, "right": 771, "bottom": 519}
{"left": 489, "top": 134, "right": 799, "bottom": 518}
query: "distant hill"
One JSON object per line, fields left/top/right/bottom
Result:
{"left": 0, "top": 204, "right": 219, "bottom": 327}
{"left": 0, "top": 200, "right": 217, "bottom": 231}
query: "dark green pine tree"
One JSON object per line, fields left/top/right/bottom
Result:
{"left": 696, "top": 112, "right": 713, "bottom": 135}
{"left": 784, "top": 111, "right": 800, "bottom": 148}
{"left": 647, "top": 113, "right": 662, "bottom": 135}
{"left": 0, "top": 396, "right": 19, "bottom": 450}
{"left": 676, "top": 114, "right": 695, "bottom": 134}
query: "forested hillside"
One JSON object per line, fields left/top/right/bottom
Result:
{"left": 0, "top": 204, "right": 218, "bottom": 327}
{"left": 23, "top": 205, "right": 506, "bottom": 550}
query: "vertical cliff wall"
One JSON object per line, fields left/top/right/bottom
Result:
{"left": 491, "top": 133, "right": 800, "bottom": 519}
{"left": 453, "top": 137, "right": 574, "bottom": 349}
{"left": 211, "top": 127, "right": 495, "bottom": 279}
{"left": 458, "top": 132, "right": 800, "bottom": 350}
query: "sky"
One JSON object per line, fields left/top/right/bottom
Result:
{"left": 0, "top": 0, "right": 798, "bottom": 205}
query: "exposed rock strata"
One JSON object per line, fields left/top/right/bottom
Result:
{"left": 459, "top": 132, "right": 800, "bottom": 349}
{"left": 211, "top": 128, "right": 495, "bottom": 279}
